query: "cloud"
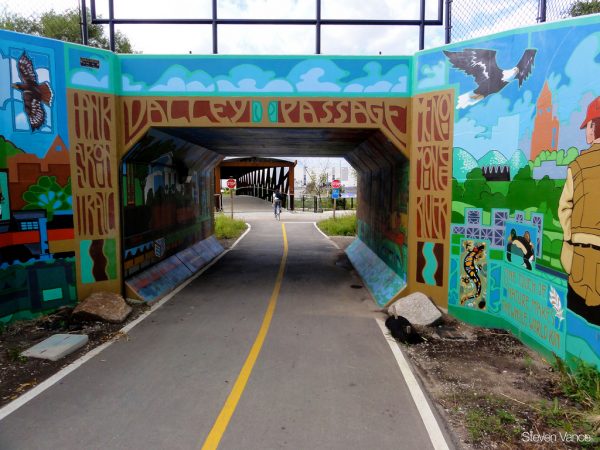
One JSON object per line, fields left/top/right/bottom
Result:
{"left": 454, "top": 113, "right": 521, "bottom": 160}
{"left": 548, "top": 33, "right": 600, "bottom": 123}
{"left": 15, "top": 111, "right": 28, "bottom": 130}
{"left": 417, "top": 60, "right": 445, "bottom": 90}
{"left": 342, "top": 61, "right": 408, "bottom": 93}
{"left": 295, "top": 68, "right": 342, "bottom": 92}
{"left": 215, "top": 64, "right": 292, "bottom": 92}
{"left": 147, "top": 65, "right": 216, "bottom": 92}
{"left": 216, "top": 78, "right": 293, "bottom": 92}
{"left": 121, "top": 75, "right": 144, "bottom": 92}
{"left": 71, "top": 71, "right": 109, "bottom": 89}
{"left": 36, "top": 68, "right": 50, "bottom": 83}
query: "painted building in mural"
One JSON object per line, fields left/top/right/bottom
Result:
{"left": 1, "top": 13, "right": 600, "bottom": 369}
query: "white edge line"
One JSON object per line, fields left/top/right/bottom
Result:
{"left": 375, "top": 318, "right": 450, "bottom": 450}
{"left": 0, "top": 225, "right": 252, "bottom": 422}
{"left": 313, "top": 222, "right": 341, "bottom": 249}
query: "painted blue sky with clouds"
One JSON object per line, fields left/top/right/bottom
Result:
{"left": 119, "top": 56, "right": 411, "bottom": 95}
{"left": 0, "top": 30, "right": 67, "bottom": 158}
{"left": 418, "top": 21, "right": 600, "bottom": 161}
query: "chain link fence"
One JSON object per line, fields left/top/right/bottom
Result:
{"left": 450, "top": 0, "right": 579, "bottom": 43}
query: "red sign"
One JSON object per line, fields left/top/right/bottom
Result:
{"left": 226, "top": 179, "right": 236, "bottom": 189}
{"left": 331, "top": 179, "right": 341, "bottom": 189}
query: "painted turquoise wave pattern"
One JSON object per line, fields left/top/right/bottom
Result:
{"left": 422, "top": 242, "right": 438, "bottom": 286}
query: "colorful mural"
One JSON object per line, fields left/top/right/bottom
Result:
{"left": 0, "top": 31, "right": 75, "bottom": 322}
{"left": 2, "top": 15, "right": 600, "bottom": 370}
{"left": 121, "top": 129, "right": 219, "bottom": 279}
{"left": 416, "top": 16, "right": 600, "bottom": 367}
{"left": 117, "top": 56, "right": 412, "bottom": 96}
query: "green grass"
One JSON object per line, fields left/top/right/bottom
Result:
{"left": 554, "top": 357, "right": 600, "bottom": 408}
{"left": 465, "top": 404, "right": 522, "bottom": 442}
{"left": 317, "top": 213, "right": 357, "bottom": 236}
{"left": 6, "top": 347, "right": 27, "bottom": 363}
{"left": 214, "top": 214, "right": 247, "bottom": 239}
{"left": 550, "top": 357, "right": 600, "bottom": 436}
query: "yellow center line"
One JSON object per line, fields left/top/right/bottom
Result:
{"left": 201, "top": 223, "right": 288, "bottom": 450}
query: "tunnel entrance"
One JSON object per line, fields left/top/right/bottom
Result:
{"left": 119, "top": 125, "right": 409, "bottom": 305}
{"left": 66, "top": 92, "right": 453, "bottom": 310}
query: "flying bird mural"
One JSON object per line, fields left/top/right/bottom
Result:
{"left": 11, "top": 52, "right": 54, "bottom": 131}
{"left": 443, "top": 48, "right": 536, "bottom": 109}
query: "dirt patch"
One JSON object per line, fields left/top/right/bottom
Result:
{"left": 402, "top": 315, "right": 599, "bottom": 449}
{"left": 0, "top": 302, "right": 149, "bottom": 408}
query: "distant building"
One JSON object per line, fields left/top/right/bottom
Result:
{"left": 482, "top": 165, "right": 510, "bottom": 181}
{"left": 7, "top": 136, "right": 70, "bottom": 210}
{"left": 300, "top": 161, "right": 357, "bottom": 189}
{"left": 530, "top": 82, "right": 560, "bottom": 161}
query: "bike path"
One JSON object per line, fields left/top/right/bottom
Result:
{"left": 0, "top": 221, "right": 446, "bottom": 450}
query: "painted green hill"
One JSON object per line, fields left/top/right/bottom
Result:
{"left": 453, "top": 147, "right": 479, "bottom": 180}
{"left": 478, "top": 150, "right": 508, "bottom": 167}
{"left": 0, "top": 136, "right": 24, "bottom": 168}
{"left": 508, "top": 150, "right": 528, "bottom": 179}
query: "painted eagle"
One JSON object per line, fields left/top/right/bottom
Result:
{"left": 11, "top": 52, "right": 54, "bottom": 131}
{"left": 443, "top": 48, "right": 537, "bottom": 109}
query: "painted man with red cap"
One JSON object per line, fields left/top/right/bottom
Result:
{"left": 558, "top": 96, "right": 600, "bottom": 326}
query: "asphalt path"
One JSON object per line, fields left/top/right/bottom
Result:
{"left": 0, "top": 210, "right": 446, "bottom": 449}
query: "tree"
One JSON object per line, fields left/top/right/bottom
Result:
{"left": 301, "top": 159, "right": 332, "bottom": 197}
{"left": 0, "top": 8, "right": 133, "bottom": 53}
{"left": 462, "top": 168, "right": 491, "bottom": 207}
{"left": 569, "top": 0, "right": 600, "bottom": 16}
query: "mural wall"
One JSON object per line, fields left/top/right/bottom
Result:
{"left": 415, "top": 15, "right": 600, "bottom": 367}
{"left": 0, "top": 31, "right": 77, "bottom": 322}
{"left": 121, "top": 129, "right": 219, "bottom": 279}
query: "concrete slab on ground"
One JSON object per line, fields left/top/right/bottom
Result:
{"left": 21, "top": 334, "right": 89, "bottom": 362}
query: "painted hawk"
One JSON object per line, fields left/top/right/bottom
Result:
{"left": 443, "top": 48, "right": 537, "bottom": 109}
{"left": 11, "top": 52, "right": 54, "bottom": 131}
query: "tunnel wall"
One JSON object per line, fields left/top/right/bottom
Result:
{"left": 121, "top": 129, "right": 220, "bottom": 281}
{"left": 415, "top": 15, "right": 600, "bottom": 367}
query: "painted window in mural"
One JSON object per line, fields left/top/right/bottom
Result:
{"left": 0, "top": 41, "right": 75, "bottom": 322}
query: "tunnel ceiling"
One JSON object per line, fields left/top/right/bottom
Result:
{"left": 156, "top": 127, "right": 379, "bottom": 158}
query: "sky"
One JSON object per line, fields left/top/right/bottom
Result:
{"left": 5, "top": 0, "right": 446, "bottom": 55}
{"left": 427, "top": 23, "right": 600, "bottom": 161}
